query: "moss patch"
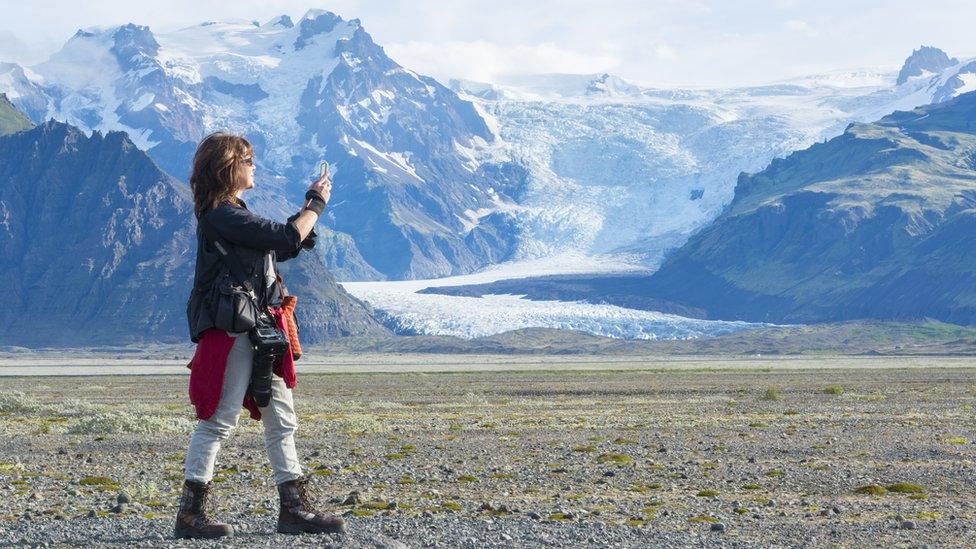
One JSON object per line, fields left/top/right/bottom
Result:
{"left": 854, "top": 484, "right": 887, "bottom": 496}
{"left": 79, "top": 476, "right": 119, "bottom": 491}
{"left": 886, "top": 482, "right": 925, "bottom": 494}
{"left": 688, "top": 515, "right": 719, "bottom": 523}
{"left": 596, "top": 453, "right": 632, "bottom": 464}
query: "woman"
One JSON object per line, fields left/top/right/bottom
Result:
{"left": 177, "top": 132, "right": 343, "bottom": 539}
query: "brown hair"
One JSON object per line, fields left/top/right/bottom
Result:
{"left": 189, "top": 132, "right": 253, "bottom": 219}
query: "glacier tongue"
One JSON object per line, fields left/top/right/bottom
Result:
{"left": 366, "top": 292, "right": 760, "bottom": 340}
{"left": 342, "top": 253, "right": 760, "bottom": 340}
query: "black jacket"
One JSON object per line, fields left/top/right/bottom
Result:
{"left": 186, "top": 198, "right": 307, "bottom": 343}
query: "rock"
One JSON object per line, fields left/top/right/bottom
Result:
{"left": 69, "top": 489, "right": 82, "bottom": 497}
{"left": 711, "top": 522, "right": 727, "bottom": 532}
{"left": 364, "top": 534, "right": 409, "bottom": 549}
{"left": 603, "top": 471, "right": 615, "bottom": 477}
{"left": 833, "top": 506, "right": 843, "bottom": 515}
{"left": 342, "top": 491, "right": 364, "bottom": 505}
{"left": 527, "top": 511, "right": 542, "bottom": 520}
{"left": 116, "top": 491, "right": 131, "bottom": 504}
{"left": 29, "top": 492, "right": 43, "bottom": 501}
{"left": 110, "top": 503, "right": 127, "bottom": 514}
{"left": 87, "top": 509, "right": 97, "bottom": 518}
{"left": 480, "top": 502, "right": 495, "bottom": 512}
{"left": 900, "top": 520, "right": 916, "bottom": 530}
{"left": 767, "top": 500, "right": 777, "bottom": 507}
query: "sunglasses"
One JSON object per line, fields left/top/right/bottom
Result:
{"left": 241, "top": 156, "right": 255, "bottom": 166}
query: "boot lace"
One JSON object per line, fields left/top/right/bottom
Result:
{"left": 183, "top": 482, "right": 215, "bottom": 524}
{"left": 198, "top": 486, "right": 214, "bottom": 523}
{"left": 296, "top": 478, "right": 321, "bottom": 516}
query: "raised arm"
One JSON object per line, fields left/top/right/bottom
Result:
{"left": 274, "top": 167, "right": 333, "bottom": 260}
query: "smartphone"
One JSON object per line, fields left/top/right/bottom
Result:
{"left": 311, "top": 161, "right": 329, "bottom": 181}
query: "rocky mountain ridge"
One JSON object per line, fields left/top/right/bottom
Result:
{"left": 0, "top": 109, "right": 387, "bottom": 346}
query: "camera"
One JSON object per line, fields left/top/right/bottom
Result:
{"left": 247, "top": 314, "right": 290, "bottom": 407}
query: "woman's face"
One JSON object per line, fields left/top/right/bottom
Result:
{"left": 240, "top": 153, "right": 255, "bottom": 193}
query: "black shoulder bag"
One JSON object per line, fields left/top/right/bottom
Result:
{"left": 199, "top": 214, "right": 290, "bottom": 408}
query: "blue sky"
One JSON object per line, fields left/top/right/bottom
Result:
{"left": 1, "top": 1, "right": 974, "bottom": 87}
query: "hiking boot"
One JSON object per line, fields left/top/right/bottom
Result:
{"left": 277, "top": 476, "right": 346, "bottom": 535}
{"left": 173, "top": 480, "right": 234, "bottom": 539}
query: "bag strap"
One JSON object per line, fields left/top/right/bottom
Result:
{"left": 198, "top": 212, "right": 259, "bottom": 303}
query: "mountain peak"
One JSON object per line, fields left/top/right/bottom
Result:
{"left": 897, "top": 46, "right": 958, "bottom": 85}
{"left": 301, "top": 9, "right": 337, "bottom": 20}
{"left": 585, "top": 73, "right": 641, "bottom": 96}
{"left": 294, "top": 10, "right": 345, "bottom": 50}
{"left": 265, "top": 14, "right": 294, "bottom": 28}
{"left": 111, "top": 23, "right": 160, "bottom": 61}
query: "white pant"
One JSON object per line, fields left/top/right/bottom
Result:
{"left": 184, "top": 331, "right": 304, "bottom": 485}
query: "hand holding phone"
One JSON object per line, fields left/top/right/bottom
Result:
{"left": 307, "top": 161, "right": 332, "bottom": 207}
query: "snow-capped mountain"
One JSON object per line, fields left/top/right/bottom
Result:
{"left": 2, "top": 21, "right": 972, "bottom": 287}
{"left": 449, "top": 46, "right": 976, "bottom": 268}
{"left": 0, "top": 10, "right": 519, "bottom": 281}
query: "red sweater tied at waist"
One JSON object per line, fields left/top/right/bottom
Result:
{"left": 186, "top": 306, "right": 297, "bottom": 421}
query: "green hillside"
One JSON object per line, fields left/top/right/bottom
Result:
{"left": 0, "top": 93, "right": 34, "bottom": 136}
{"left": 641, "top": 91, "right": 976, "bottom": 324}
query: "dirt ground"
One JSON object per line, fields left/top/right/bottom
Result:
{"left": 1, "top": 358, "right": 975, "bottom": 547}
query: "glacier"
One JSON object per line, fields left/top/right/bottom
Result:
{"left": 451, "top": 55, "right": 976, "bottom": 267}
{"left": 342, "top": 252, "right": 761, "bottom": 339}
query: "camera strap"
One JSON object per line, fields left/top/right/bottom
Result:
{"left": 198, "top": 213, "right": 262, "bottom": 308}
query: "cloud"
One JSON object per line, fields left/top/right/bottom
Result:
{"left": 0, "top": 30, "right": 50, "bottom": 65}
{"left": 654, "top": 43, "right": 678, "bottom": 61}
{"left": 385, "top": 40, "right": 620, "bottom": 83}
{"left": 785, "top": 19, "right": 818, "bottom": 37}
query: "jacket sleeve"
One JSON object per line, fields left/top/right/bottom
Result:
{"left": 275, "top": 213, "right": 320, "bottom": 262}
{"left": 205, "top": 204, "right": 302, "bottom": 253}
{"left": 276, "top": 246, "right": 300, "bottom": 262}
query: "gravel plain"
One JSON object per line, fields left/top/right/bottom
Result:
{"left": 1, "top": 359, "right": 975, "bottom": 547}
